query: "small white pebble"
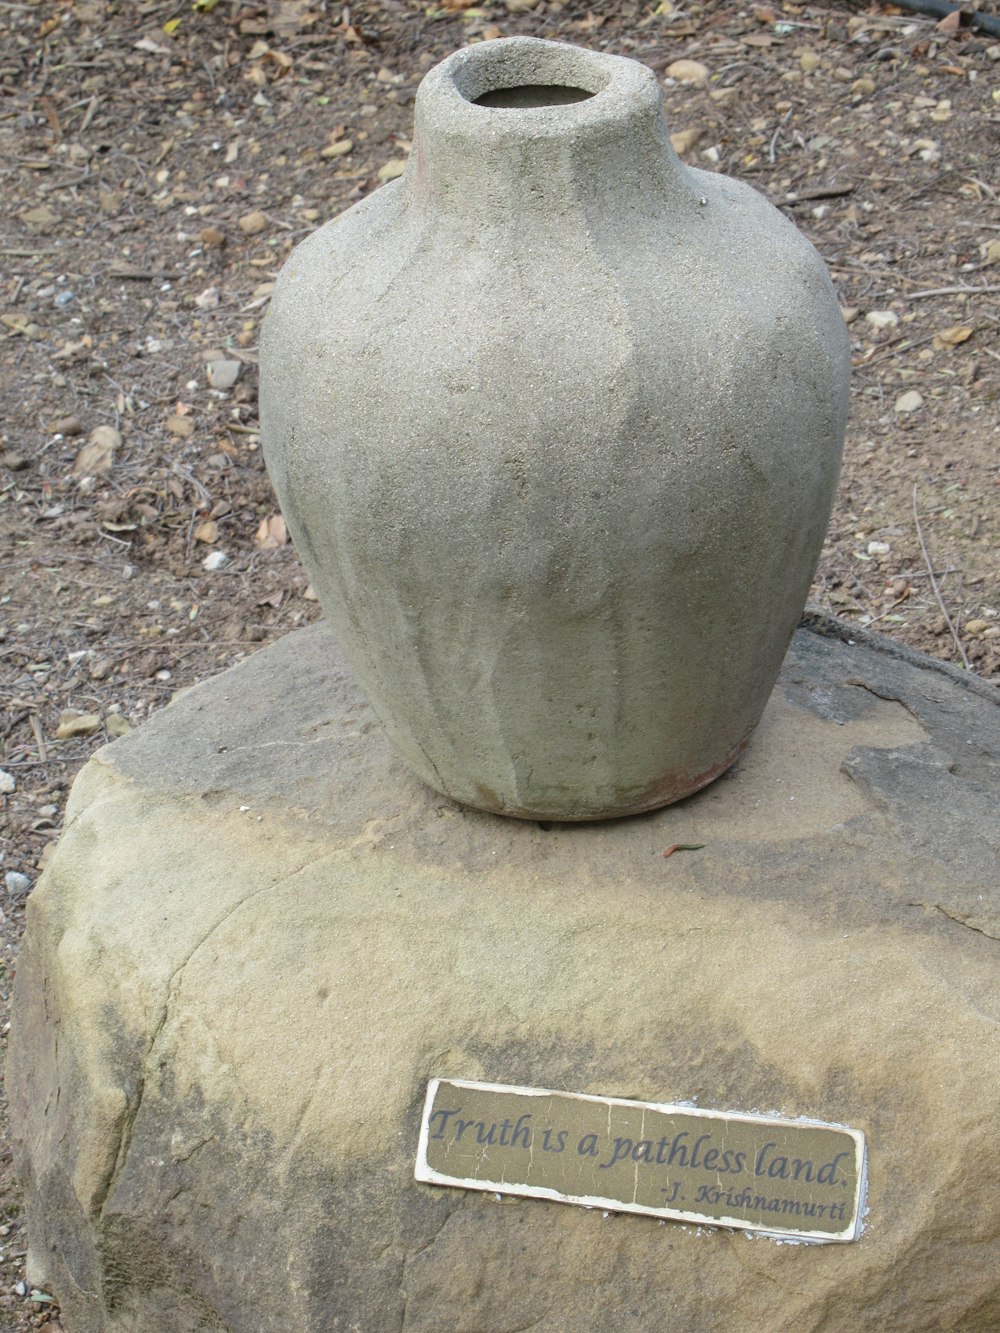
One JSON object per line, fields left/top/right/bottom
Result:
{"left": 865, "top": 310, "right": 898, "bottom": 331}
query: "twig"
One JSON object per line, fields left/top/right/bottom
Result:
{"left": 863, "top": 595, "right": 912, "bottom": 627}
{"left": 908, "top": 285, "right": 1000, "bottom": 299}
{"left": 29, "top": 714, "right": 48, "bottom": 762}
{"left": 107, "top": 269, "right": 181, "bottom": 281}
{"left": 768, "top": 108, "right": 793, "bottom": 165}
{"left": 784, "top": 183, "right": 855, "bottom": 204}
{"left": 0, "top": 758, "right": 70, "bottom": 770}
{"left": 80, "top": 95, "right": 99, "bottom": 132}
{"left": 827, "top": 260, "right": 922, "bottom": 285}
{"left": 0, "top": 708, "right": 30, "bottom": 742}
{"left": 909, "top": 566, "right": 958, "bottom": 580}
{"left": 912, "top": 485, "right": 971, "bottom": 670}
{"left": 854, "top": 330, "right": 940, "bottom": 369}
{"left": 40, "top": 170, "right": 91, "bottom": 194}
{"left": 0, "top": 554, "right": 120, "bottom": 571}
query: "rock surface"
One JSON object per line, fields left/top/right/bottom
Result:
{"left": 9, "top": 615, "right": 1000, "bottom": 1332}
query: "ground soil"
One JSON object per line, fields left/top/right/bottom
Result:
{"left": 0, "top": 0, "right": 998, "bottom": 1326}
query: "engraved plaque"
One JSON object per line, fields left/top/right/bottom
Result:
{"left": 416, "top": 1079, "right": 866, "bottom": 1243}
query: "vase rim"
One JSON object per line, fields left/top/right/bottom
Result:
{"left": 417, "top": 36, "right": 662, "bottom": 137}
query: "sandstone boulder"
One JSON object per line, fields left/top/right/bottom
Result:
{"left": 9, "top": 616, "right": 1000, "bottom": 1331}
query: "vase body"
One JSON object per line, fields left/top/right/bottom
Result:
{"left": 259, "top": 37, "right": 850, "bottom": 821}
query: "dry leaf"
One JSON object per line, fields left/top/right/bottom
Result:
{"left": 936, "top": 9, "right": 961, "bottom": 34}
{"left": 933, "top": 325, "right": 973, "bottom": 348}
{"left": 666, "top": 59, "right": 709, "bottom": 85}
{"left": 255, "top": 513, "right": 287, "bottom": 549}
{"left": 265, "top": 49, "right": 293, "bottom": 76}
{"left": 73, "top": 425, "right": 120, "bottom": 476}
{"left": 50, "top": 415, "right": 83, "bottom": 436}
{"left": 194, "top": 520, "right": 219, "bottom": 544}
{"left": 134, "top": 35, "right": 173, "bottom": 55}
{"left": 268, "top": 0, "right": 314, "bottom": 38}
{"left": 909, "top": 137, "right": 940, "bottom": 164}
{"left": 55, "top": 713, "right": 102, "bottom": 739}
{"left": 20, "top": 205, "right": 59, "bottom": 231}
{"left": 670, "top": 128, "right": 703, "bottom": 156}
{"left": 52, "top": 335, "right": 92, "bottom": 362}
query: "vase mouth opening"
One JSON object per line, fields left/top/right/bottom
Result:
{"left": 471, "top": 84, "right": 597, "bottom": 109}
{"left": 448, "top": 38, "right": 614, "bottom": 114}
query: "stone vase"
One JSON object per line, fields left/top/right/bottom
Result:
{"left": 259, "top": 36, "right": 850, "bottom": 821}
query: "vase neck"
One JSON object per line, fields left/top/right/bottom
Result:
{"left": 403, "top": 37, "right": 697, "bottom": 224}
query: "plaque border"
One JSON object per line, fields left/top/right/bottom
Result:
{"left": 415, "top": 1078, "right": 867, "bottom": 1244}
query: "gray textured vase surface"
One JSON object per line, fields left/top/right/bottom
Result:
{"left": 259, "top": 36, "right": 851, "bottom": 821}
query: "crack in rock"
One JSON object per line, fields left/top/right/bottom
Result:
{"left": 94, "top": 845, "right": 338, "bottom": 1221}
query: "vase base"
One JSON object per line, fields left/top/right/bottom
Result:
{"left": 439, "top": 734, "right": 753, "bottom": 824}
